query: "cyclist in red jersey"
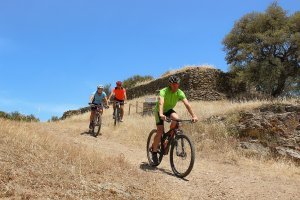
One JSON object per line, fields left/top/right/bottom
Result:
{"left": 108, "top": 81, "right": 127, "bottom": 122}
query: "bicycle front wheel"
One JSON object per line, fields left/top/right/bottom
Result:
{"left": 170, "top": 134, "right": 195, "bottom": 178}
{"left": 94, "top": 115, "right": 101, "bottom": 137}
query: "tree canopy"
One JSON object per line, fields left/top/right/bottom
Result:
{"left": 103, "top": 83, "right": 111, "bottom": 96}
{"left": 223, "top": 3, "right": 300, "bottom": 97}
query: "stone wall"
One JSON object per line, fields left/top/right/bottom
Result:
{"left": 126, "top": 67, "right": 242, "bottom": 101}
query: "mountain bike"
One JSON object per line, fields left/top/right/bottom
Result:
{"left": 89, "top": 103, "right": 108, "bottom": 137}
{"left": 146, "top": 119, "right": 196, "bottom": 178}
{"left": 113, "top": 101, "right": 123, "bottom": 126}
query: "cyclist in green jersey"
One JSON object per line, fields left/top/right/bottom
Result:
{"left": 151, "top": 75, "right": 198, "bottom": 165}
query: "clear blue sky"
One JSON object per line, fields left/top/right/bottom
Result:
{"left": 0, "top": 0, "right": 298, "bottom": 121}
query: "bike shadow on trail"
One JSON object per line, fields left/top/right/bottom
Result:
{"left": 139, "top": 162, "right": 189, "bottom": 181}
{"left": 80, "top": 131, "right": 102, "bottom": 138}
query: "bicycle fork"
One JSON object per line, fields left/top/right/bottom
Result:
{"left": 175, "top": 137, "right": 187, "bottom": 158}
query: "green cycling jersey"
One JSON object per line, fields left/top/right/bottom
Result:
{"left": 155, "top": 87, "right": 186, "bottom": 112}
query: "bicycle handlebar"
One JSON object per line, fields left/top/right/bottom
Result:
{"left": 165, "top": 118, "right": 195, "bottom": 123}
{"left": 88, "top": 103, "right": 109, "bottom": 109}
{"left": 109, "top": 100, "right": 127, "bottom": 104}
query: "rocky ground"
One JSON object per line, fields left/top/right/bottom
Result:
{"left": 211, "top": 103, "right": 300, "bottom": 163}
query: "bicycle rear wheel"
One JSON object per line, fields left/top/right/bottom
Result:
{"left": 146, "top": 129, "right": 164, "bottom": 166}
{"left": 170, "top": 134, "right": 195, "bottom": 178}
{"left": 93, "top": 115, "right": 101, "bottom": 137}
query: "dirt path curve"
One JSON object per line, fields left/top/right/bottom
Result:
{"left": 51, "top": 122, "right": 300, "bottom": 200}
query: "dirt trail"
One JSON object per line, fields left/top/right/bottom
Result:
{"left": 51, "top": 122, "right": 300, "bottom": 200}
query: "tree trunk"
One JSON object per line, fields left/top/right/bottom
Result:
{"left": 271, "top": 73, "right": 286, "bottom": 97}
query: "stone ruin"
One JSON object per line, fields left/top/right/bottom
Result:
{"left": 126, "top": 67, "right": 244, "bottom": 101}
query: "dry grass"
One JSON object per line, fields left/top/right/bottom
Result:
{"left": 161, "top": 64, "right": 216, "bottom": 78}
{"left": 133, "top": 79, "right": 153, "bottom": 87}
{"left": 0, "top": 119, "right": 168, "bottom": 199}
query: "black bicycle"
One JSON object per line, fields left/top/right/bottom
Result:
{"left": 146, "top": 119, "right": 196, "bottom": 178}
{"left": 89, "top": 103, "right": 108, "bottom": 137}
{"left": 113, "top": 101, "right": 122, "bottom": 126}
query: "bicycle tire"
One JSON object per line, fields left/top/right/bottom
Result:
{"left": 117, "top": 107, "right": 121, "bottom": 122}
{"left": 170, "top": 134, "right": 195, "bottom": 178}
{"left": 94, "top": 114, "right": 101, "bottom": 137}
{"left": 146, "top": 129, "right": 164, "bottom": 166}
{"left": 91, "top": 116, "right": 96, "bottom": 134}
{"left": 114, "top": 108, "right": 118, "bottom": 126}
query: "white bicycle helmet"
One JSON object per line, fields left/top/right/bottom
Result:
{"left": 168, "top": 75, "right": 180, "bottom": 84}
{"left": 97, "top": 85, "right": 104, "bottom": 89}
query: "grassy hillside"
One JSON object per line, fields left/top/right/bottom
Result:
{"left": 1, "top": 97, "right": 299, "bottom": 199}
{"left": 0, "top": 118, "right": 167, "bottom": 199}
{"left": 67, "top": 97, "right": 300, "bottom": 169}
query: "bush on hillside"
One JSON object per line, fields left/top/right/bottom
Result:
{"left": 123, "top": 75, "right": 154, "bottom": 89}
{"left": 103, "top": 83, "right": 112, "bottom": 95}
{"left": 48, "top": 116, "right": 60, "bottom": 122}
{"left": 0, "top": 111, "right": 40, "bottom": 122}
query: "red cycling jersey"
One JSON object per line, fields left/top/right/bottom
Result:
{"left": 113, "top": 87, "right": 126, "bottom": 100}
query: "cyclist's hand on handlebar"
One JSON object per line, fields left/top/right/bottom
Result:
{"left": 165, "top": 118, "right": 172, "bottom": 123}
{"left": 191, "top": 116, "right": 198, "bottom": 123}
{"left": 160, "top": 115, "right": 167, "bottom": 121}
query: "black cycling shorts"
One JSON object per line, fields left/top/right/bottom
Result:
{"left": 114, "top": 98, "right": 125, "bottom": 105}
{"left": 155, "top": 109, "right": 176, "bottom": 125}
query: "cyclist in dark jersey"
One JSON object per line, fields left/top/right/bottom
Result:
{"left": 151, "top": 75, "right": 198, "bottom": 165}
